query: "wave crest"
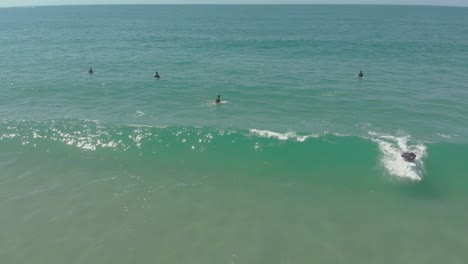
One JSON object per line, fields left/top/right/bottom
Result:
{"left": 1, "top": 119, "right": 430, "bottom": 181}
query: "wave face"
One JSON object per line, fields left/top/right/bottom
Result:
{"left": 0, "top": 119, "right": 444, "bottom": 182}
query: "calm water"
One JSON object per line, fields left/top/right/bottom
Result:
{"left": 1, "top": 5, "right": 468, "bottom": 264}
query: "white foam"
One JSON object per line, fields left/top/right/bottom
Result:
{"left": 323, "top": 91, "right": 338, "bottom": 97}
{"left": 250, "top": 129, "right": 317, "bottom": 142}
{"left": 369, "top": 131, "right": 426, "bottom": 181}
{"left": 212, "top": 100, "right": 228, "bottom": 105}
{"left": 437, "top": 133, "right": 455, "bottom": 139}
{"left": 1, "top": 133, "right": 17, "bottom": 140}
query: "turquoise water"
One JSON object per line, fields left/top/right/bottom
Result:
{"left": 1, "top": 5, "right": 468, "bottom": 263}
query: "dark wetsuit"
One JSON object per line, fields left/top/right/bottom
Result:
{"left": 401, "top": 152, "right": 416, "bottom": 162}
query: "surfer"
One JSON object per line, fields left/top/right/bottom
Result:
{"left": 88, "top": 68, "right": 94, "bottom": 74}
{"left": 401, "top": 152, "right": 416, "bottom": 162}
{"left": 215, "top": 95, "right": 221, "bottom": 104}
{"left": 154, "top": 72, "right": 160, "bottom": 79}
{"left": 358, "top": 70, "right": 364, "bottom": 78}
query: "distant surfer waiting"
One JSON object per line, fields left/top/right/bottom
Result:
{"left": 88, "top": 68, "right": 94, "bottom": 74}
{"left": 154, "top": 71, "right": 160, "bottom": 79}
{"left": 358, "top": 70, "right": 364, "bottom": 78}
{"left": 215, "top": 95, "right": 221, "bottom": 104}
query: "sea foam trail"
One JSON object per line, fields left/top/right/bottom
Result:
{"left": 249, "top": 129, "right": 317, "bottom": 142}
{"left": 369, "top": 131, "right": 426, "bottom": 181}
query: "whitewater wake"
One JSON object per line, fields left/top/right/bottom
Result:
{"left": 368, "top": 131, "right": 426, "bottom": 181}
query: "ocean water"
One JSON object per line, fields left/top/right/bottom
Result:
{"left": 1, "top": 5, "right": 468, "bottom": 263}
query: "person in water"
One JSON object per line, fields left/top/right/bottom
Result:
{"left": 358, "top": 70, "right": 364, "bottom": 78}
{"left": 215, "top": 95, "right": 221, "bottom": 104}
{"left": 154, "top": 72, "right": 160, "bottom": 79}
{"left": 401, "top": 152, "right": 416, "bottom": 162}
{"left": 88, "top": 68, "right": 94, "bottom": 74}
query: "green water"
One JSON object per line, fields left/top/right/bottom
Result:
{"left": 0, "top": 5, "right": 467, "bottom": 264}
